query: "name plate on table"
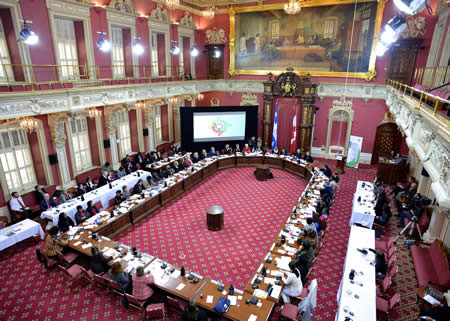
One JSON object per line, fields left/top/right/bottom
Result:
{"left": 336, "top": 155, "right": 343, "bottom": 160}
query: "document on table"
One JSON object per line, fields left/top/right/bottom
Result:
{"left": 176, "top": 283, "right": 186, "bottom": 291}
{"left": 170, "top": 269, "right": 181, "bottom": 279}
{"left": 270, "top": 285, "right": 282, "bottom": 299}
{"left": 277, "top": 256, "right": 291, "bottom": 271}
{"left": 423, "top": 294, "right": 440, "bottom": 305}
{"left": 206, "top": 295, "right": 214, "bottom": 304}
{"left": 228, "top": 295, "right": 237, "bottom": 306}
{"left": 248, "top": 314, "right": 257, "bottom": 321}
{"left": 73, "top": 241, "right": 81, "bottom": 246}
{"left": 81, "top": 242, "right": 92, "bottom": 249}
{"left": 264, "top": 277, "right": 277, "bottom": 284}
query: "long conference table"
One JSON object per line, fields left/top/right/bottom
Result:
{"left": 61, "top": 153, "right": 326, "bottom": 321}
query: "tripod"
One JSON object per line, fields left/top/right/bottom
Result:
{"left": 393, "top": 216, "right": 422, "bottom": 245}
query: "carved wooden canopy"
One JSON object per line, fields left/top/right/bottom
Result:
{"left": 269, "top": 67, "right": 316, "bottom": 98}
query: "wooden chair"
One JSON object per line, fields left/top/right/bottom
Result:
{"left": 94, "top": 200, "right": 103, "bottom": 211}
{"left": 145, "top": 303, "right": 166, "bottom": 320}
{"left": 56, "top": 250, "right": 80, "bottom": 266}
{"left": 35, "top": 249, "right": 58, "bottom": 270}
{"left": 280, "top": 303, "right": 299, "bottom": 320}
{"left": 166, "top": 296, "right": 187, "bottom": 311}
{"left": 59, "top": 264, "right": 84, "bottom": 287}
{"left": 0, "top": 216, "right": 8, "bottom": 228}
{"left": 125, "top": 293, "right": 146, "bottom": 310}
{"left": 376, "top": 293, "right": 400, "bottom": 321}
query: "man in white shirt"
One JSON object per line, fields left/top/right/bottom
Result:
{"left": 10, "top": 192, "right": 32, "bottom": 219}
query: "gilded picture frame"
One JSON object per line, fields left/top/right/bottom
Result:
{"left": 228, "top": 0, "right": 387, "bottom": 81}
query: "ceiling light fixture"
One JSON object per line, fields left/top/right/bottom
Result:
{"left": 19, "top": 21, "right": 38, "bottom": 45}
{"left": 19, "top": 117, "right": 38, "bottom": 133}
{"left": 86, "top": 108, "right": 102, "bottom": 118}
{"left": 213, "top": 49, "right": 221, "bottom": 58}
{"left": 284, "top": 0, "right": 302, "bottom": 15}
{"left": 170, "top": 41, "right": 180, "bottom": 55}
{"left": 165, "top": 0, "right": 179, "bottom": 8}
{"left": 203, "top": 5, "right": 216, "bottom": 19}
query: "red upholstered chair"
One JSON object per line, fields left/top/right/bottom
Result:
{"left": 166, "top": 296, "right": 187, "bottom": 311}
{"left": 388, "top": 265, "right": 399, "bottom": 279}
{"left": 59, "top": 264, "right": 84, "bottom": 285}
{"left": 109, "top": 279, "right": 123, "bottom": 295}
{"left": 10, "top": 85, "right": 25, "bottom": 91}
{"left": 376, "top": 293, "right": 400, "bottom": 321}
{"left": 51, "top": 83, "right": 63, "bottom": 89}
{"left": 280, "top": 303, "right": 299, "bottom": 320}
{"left": 0, "top": 85, "right": 9, "bottom": 92}
{"left": 383, "top": 246, "right": 397, "bottom": 261}
{"left": 376, "top": 237, "right": 394, "bottom": 253}
{"left": 94, "top": 200, "right": 103, "bottom": 211}
{"left": 387, "top": 255, "right": 397, "bottom": 270}
{"left": 146, "top": 303, "right": 165, "bottom": 320}
{"left": 93, "top": 273, "right": 109, "bottom": 292}
{"left": 125, "top": 293, "right": 146, "bottom": 310}
{"left": 376, "top": 275, "right": 392, "bottom": 296}
{"left": 35, "top": 249, "right": 58, "bottom": 270}
{"left": 109, "top": 198, "right": 116, "bottom": 207}
{"left": 63, "top": 82, "right": 73, "bottom": 88}
{"left": 56, "top": 250, "right": 80, "bottom": 266}
{"left": 38, "top": 84, "right": 50, "bottom": 90}
{"left": 79, "top": 266, "right": 95, "bottom": 281}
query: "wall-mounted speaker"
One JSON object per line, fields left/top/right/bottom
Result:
{"left": 143, "top": 128, "right": 149, "bottom": 136}
{"left": 49, "top": 153, "right": 58, "bottom": 165}
{"left": 103, "top": 139, "right": 111, "bottom": 149}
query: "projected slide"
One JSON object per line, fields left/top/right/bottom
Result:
{"left": 193, "top": 112, "right": 246, "bottom": 142}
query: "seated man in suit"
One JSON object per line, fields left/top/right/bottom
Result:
{"left": 97, "top": 172, "right": 110, "bottom": 188}
{"left": 321, "top": 164, "right": 332, "bottom": 178}
{"left": 208, "top": 147, "right": 218, "bottom": 157}
{"left": 86, "top": 200, "right": 99, "bottom": 217}
{"left": 303, "top": 151, "right": 314, "bottom": 163}
{"left": 114, "top": 190, "right": 125, "bottom": 205}
{"left": 10, "top": 191, "right": 32, "bottom": 219}
{"left": 199, "top": 149, "right": 208, "bottom": 160}
{"left": 75, "top": 205, "right": 89, "bottom": 224}
{"left": 40, "top": 193, "right": 57, "bottom": 212}
{"left": 122, "top": 185, "right": 130, "bottom": 199}
{"left": 133, "top": 179, "right": 145, "bottom": 195}
{"left": 35, "top": 185, "right": 47, "bottom": 203}
{"left": 293, "top": 148, "right": 302, "bottom": 159}
{"left": 77, "top": 183, "right": 88, "bottom": 196}
{"left": 163, "top": 165, "right": 175, "bottom": 178}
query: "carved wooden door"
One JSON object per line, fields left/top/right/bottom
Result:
{"left": 386, "top": 39, "right": 423, "bottom": 85}
{"left": 205, "top": 44, "right": 224, "bottom": 79}
{"left": 371, "top": 122, "right": 402, "bottom": 164}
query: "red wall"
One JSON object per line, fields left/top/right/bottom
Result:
{"left": 0, "top": 9, "right": 25, "bottom": 81}
{"left": 90, "top": 6, "right": 112, "bottom": 78}
{"left": 161, "top": 104, "right": 169, "bottom": 142}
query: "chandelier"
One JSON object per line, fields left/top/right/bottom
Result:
{"left": 196, "top": 93, "right": 204, "bottom": 101}
{"left": 135, "top": 101, "right": 145, "bottom": 110}
{"left": 165, "top": 0, "right": 179, "bottom": 8}
{"left": 203, "top": 6, "right": 216, "bottom": 19}
{"left": 86, "top": 108, "right": 102, "bottom": 118}
{"left": 19, "top": 117, "right": 38, "bottom": 133}
{"left": 284, "top": 0, "right": 302, "bottom": 15}
{"left": 168, "top": 96, "right": 178, "bottom": 104}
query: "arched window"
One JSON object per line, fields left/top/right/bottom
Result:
{"left": 0, "top": 125, "right": 36, "bottom": 192}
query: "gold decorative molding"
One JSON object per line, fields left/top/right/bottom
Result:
{"left": 48, "top": 112, "right": 68, "bottom": 149}
{"left": 104, "top": 105, "right": 125, "bottom": 136}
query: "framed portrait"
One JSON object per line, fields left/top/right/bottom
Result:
{"left": 228, "top": 0, "right": 387, "bottom": 81}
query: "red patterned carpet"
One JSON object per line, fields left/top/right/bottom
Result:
{"left": 0, "top": 164, "right": 422, "bottom": 321}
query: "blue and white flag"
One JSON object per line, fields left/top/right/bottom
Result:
{"left": 271, "top": 102, "right": 278, "bottom": 150}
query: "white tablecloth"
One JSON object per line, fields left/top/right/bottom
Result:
{"left": 349, "top": 181, "right": 376, "bottom": 228}
{"left": 336, "top": 225, "right": 376, "bottom": 321}
{"left": 0, "top": 219, "right": 45, "bottom": 251}
{"left": 41, "top": 170, "right": 150, "bottom": 226}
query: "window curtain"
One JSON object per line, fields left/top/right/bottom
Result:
{"left": 182, "top": 37, "right": 191, "bottom": 75}
{"left": 157, "top": 33, "right": 166, "bottom": 76}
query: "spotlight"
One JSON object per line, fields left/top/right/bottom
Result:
{"left": 170, "top": 44, "right": 180, "bottom": 55}
{"left": 190, "top": 46, "right": 199, "bottom": 57}
{"left": 19, "top": 23, "right": 38, "bottom": 45}
{"left": 375, "top": 42, "right": 389, "bottom": 56}
{"left": 393, "top": 0, "right": 427, "bottom": 15}
{"left": 213, "top": 49, "right": 221, "bottom": 58}
{"left": 97, "top": 36, "right": 111, "bottom": 52}
{"left": 133, "top": 39, "right": 144, "bottom": 55}
{"left": 380, "top": 16, "right": 406, "bottom": 45}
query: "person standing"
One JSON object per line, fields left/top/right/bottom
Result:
{"left": 240, "top": 33, "right": 248, "bottom": 55}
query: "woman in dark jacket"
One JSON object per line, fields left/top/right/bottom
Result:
{"left": 57, "top": 212, "right": 74, "bottom": 233}
{"left": 89, "top": 245, "right": 112, "bottom": 274}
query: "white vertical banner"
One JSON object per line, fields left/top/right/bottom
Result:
{"left": 346, "top": 136, "right": 363, "bottom": 169}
